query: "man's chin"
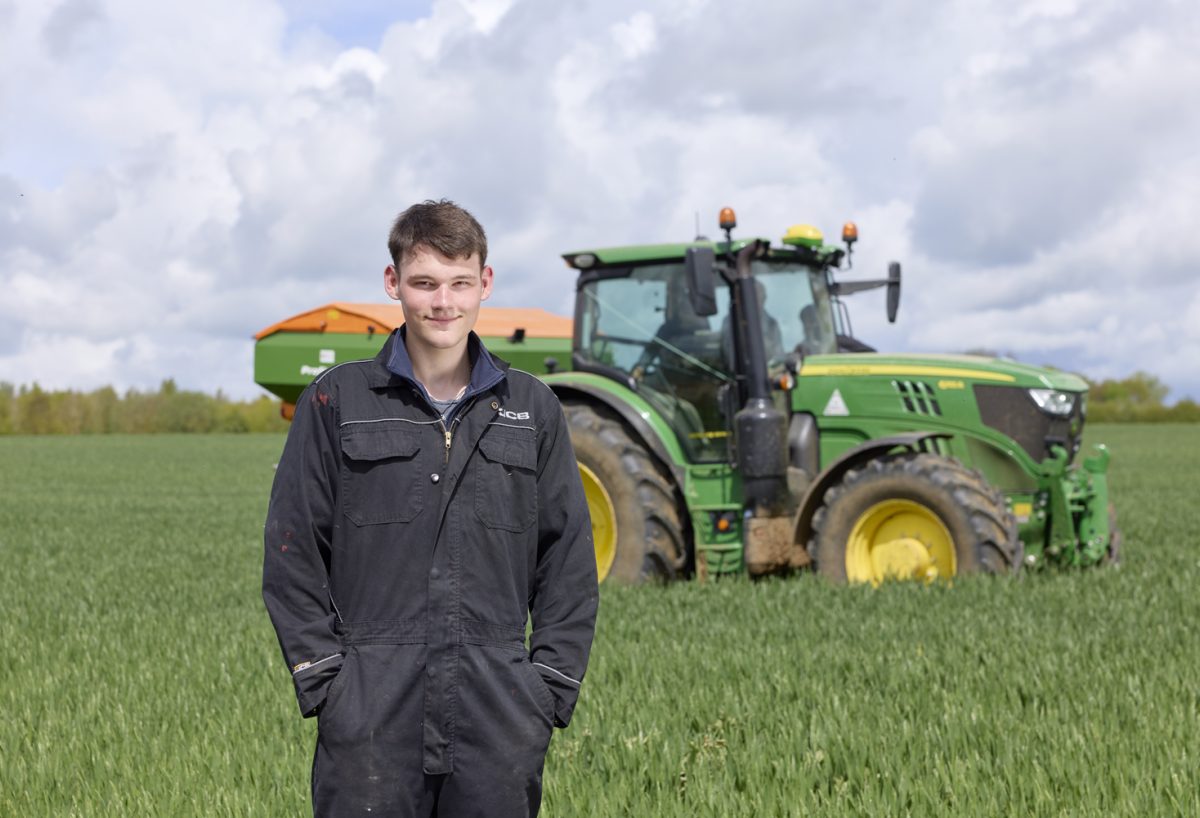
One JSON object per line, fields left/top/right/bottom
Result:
{"left": 410, "top": 323, "right": 468, "bottom": 350}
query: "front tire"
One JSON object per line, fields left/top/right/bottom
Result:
{"left": 564, "top": 403, "right": 687, "bottom": 584}
{"left": 810, "top": 453, "right": 1021, "bottom": 584}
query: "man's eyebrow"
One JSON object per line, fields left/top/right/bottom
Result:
{"left": 405, "top": 272, "right": 478, "bottom": 284}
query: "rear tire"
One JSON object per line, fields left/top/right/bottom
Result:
{"left": 564, "top": 403, "right": 687, "bottom": 584}
{"left": 810, "top": 453, "right": 1022, "bottom": 584}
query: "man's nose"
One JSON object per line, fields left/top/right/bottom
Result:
{"left": 432, "top": 285, "right": 450, "bottom": 308}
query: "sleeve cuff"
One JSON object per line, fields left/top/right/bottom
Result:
{"left": 292, "top": 652, "right": 344, "bottom": 718}
{"left": 532, "top": 661, "right": 583, "bottom": 728}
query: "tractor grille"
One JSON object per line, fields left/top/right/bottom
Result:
{"left": 974, "top": 384, "right": 1085, "bottom": 462}
{"left": 893, "top": 380, "right": 942, "bottom": 416}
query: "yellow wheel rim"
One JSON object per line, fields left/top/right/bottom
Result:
{"left": 579, "top": 463, "right": 617, "bottom": 582}
{"left": 845, "top": 499, "right": 956, "bottom": 585}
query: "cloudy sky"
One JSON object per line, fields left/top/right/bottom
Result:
{"left": 2, "top": 0, "right": 1197, "bottom": 401}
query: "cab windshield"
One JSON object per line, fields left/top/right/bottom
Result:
{"left": 576, "top": 260, "right": 836, "bottom": 461}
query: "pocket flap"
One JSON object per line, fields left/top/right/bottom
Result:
{"left": 341, "top": 429, "right": 421, "bottom": 462}
{"left": 478, "top": 433, "right": 537, "bottom": 471}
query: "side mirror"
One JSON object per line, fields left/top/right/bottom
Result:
{"left": 685, "top": 246, "right": 718, "bottom": 316}
{"left": 886, "top": 262, "right": 901, "bottom": 323}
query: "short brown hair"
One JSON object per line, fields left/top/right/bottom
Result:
{"left": 387, "top": 199, "right": 488, "bottom": 269}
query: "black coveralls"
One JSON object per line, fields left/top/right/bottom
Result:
{"left": 263, "top": 330, "right": 598, "bottom": 817}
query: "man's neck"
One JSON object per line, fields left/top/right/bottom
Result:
{"left": 407, "top": 337, "right": 472, "bottom": 402}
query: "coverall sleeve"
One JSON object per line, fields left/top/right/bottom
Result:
{"left": 262, "top": 381, "right": 344, "bottom": 718}
{"left": 529, "top": 400, "right": 599, "bottom": 728}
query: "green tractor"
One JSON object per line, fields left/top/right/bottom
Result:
{"left": 543, "top": 208, "right": 1117, "bottom": 584}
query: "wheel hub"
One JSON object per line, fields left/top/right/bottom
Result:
{"left": 870, "top": 537, "right": 937, "bottom": 582}
{"left": 578, "top": 463, "right": 617, "bottom": 582}
{"left": 846, "top": 499, "right": 956, "bottom": 585}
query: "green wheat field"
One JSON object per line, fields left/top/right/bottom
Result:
{"left": 1, "top": 425, "right": 1197, "bottom": 816}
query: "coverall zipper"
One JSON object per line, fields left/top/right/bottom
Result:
{"left": 437, "top": 401, "right": 474, "bottom": 464}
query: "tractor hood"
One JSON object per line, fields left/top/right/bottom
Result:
{"left": 799, "top": 353, "right": 1089, "bottom": 392}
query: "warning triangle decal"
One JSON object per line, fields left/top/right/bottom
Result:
{"left": 823, "top": 388, "right": 849, "bottom": 416}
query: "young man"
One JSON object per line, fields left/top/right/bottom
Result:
{"left": 263, "top": 200, "right": 598, "bottom": 817}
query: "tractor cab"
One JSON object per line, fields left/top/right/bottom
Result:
{"left": 565, "top": 230, "right": 842, "bottom": 463}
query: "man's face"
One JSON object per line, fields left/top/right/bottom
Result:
{"left": 384, "top": 245, "right": 493, "bottom": 355}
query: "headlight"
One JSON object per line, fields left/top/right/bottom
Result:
{"left": 1028, "top": 388, "right": 1075, "bottom": 416}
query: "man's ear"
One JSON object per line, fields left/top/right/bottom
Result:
{"left": 384, "top": 264, "right": 401, "bottom": 301}
{"left": 480, "top": 265, "right": 494, "bottom": 301}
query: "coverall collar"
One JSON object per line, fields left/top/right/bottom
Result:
{"left": 376, "top": 325, "right": 508, "bottom": 412}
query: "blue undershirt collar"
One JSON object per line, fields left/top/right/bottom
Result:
{"left": 385, "top": 326, "right": 506, "bottom": 420}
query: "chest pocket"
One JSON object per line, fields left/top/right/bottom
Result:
{"left": 475, "top": 429, "right": 537, "bottom": 533}
{"left": 340, "top": 429, "right": 423, "bottom": 526}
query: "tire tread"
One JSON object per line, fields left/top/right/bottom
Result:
{"left": 809, "top": 452, "right": 1023, "bottom": 581}
{"left": 564, "top": 402, "right": 687, "bottom": 581}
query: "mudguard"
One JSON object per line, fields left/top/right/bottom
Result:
{"left": 791, "top": 432, "right": 952, "bottom": 549}
{"left": 547, "top": 381, "right": 686, "bottom": 488}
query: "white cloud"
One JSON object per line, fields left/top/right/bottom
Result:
{"left": 461, "top": 0, "right": 514, "bottom": 34}
{"left": 611, "top": 11, "right": 656, "bottom": 60}
{"left": 0, "top": 0, "right": 1197, "bottom": 402}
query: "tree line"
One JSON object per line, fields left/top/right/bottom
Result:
{"left": 0, "top": 371, "right": 1194, "bottom": 435}
{"left": 1084, "top": 371, "right": 1199, "bottom": 422}
{"left": 0, "top": 380, "right": 289, "bottom": 435}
